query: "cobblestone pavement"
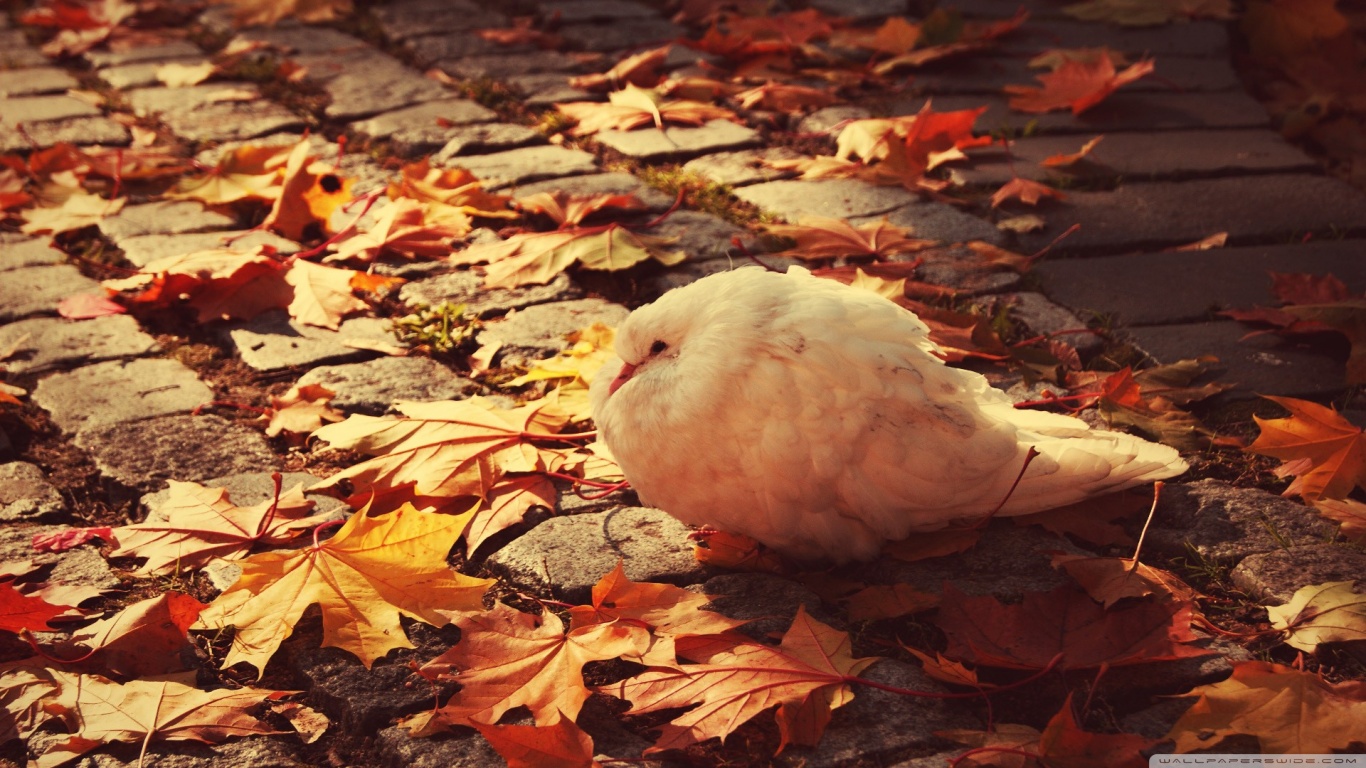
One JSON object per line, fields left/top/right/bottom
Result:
{"left": 2, "top": 0, "right": 1365, "bottom": 766}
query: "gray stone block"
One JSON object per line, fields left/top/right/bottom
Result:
{"left": 370, "top": 0, "right": 506, "bottom": 39}
{"left": 504, "top": 73, "right": 595, "bottom": 108}
{"left": 956, "top": 129, "right": 1317, "bottom": 186}
{"left": 447, "top": 145, "right": 599, "bottom": 189}
{"left": 1035, "top": 240, "right": 1366, "bottom": 327}
{"left": 32, "top": 358, "right": 213, "bottom": 433}
{"left": 124, "top": 83, "right": 305, "bottom": 143}
{"left": 225, "top": 311, "right": 393, "bottom": 371}
{"left": 0, "top": 30, "right": 49, "bottom": 68}
{"left": 852, "top": 200, "right": 1005, "bottom": 245}
{"left": 0, "top": 116, "right": 129, "bottom": 152}
{"left": 296, "top": 356, "right": 478, "bottom": 415}
{"left": 734, "top": 178, "right": 917, "bottom": 220}
{"left": 348, "top": 99, "right": 497, "bottom": 153}
{"left": 0, "top": 94, "right": 101, "bottom": 123}
{"left": 0, "top": 462, "right": 65, "bottom": 523}
{"left": 117, "top": 230, "right": 300, "bottom": 268}
{"left": 140, "top": 471, "right": 349, "bottom": 520}
{"left": 439, "top": 50, "right": 585, "bottom": 80}
{"left": 0, "top": 315, "right": 160, "bottom": 375}
{"left": 477, "top": 298, "right": 630, "bottom": 368}
{"left": 999, "top": 19, "right": 1229, "bottom": 57}
{"left": 86, "top": 40, "right": 203, "bottom": 67}
{"left": 485, "top": 505, "right": 709, "bottom": 602}
{"left": 0, "top": 237, "right": 66, "bottom": 272}
{"left": 1015, "top": 175, "right": 1366, "bottom": 256}
{"left": 559, "top": 17, "right": 684, "bottom": 52}
{"left": 682, "top": 147, "right": 804, "bottom": 187}
{"left": 403, "top": 31, "right": 511, "bottom": 64}
{"left": 1125, "top": 321, "right": 1348, "bottom": 399}
{"left": 230, "top": 24, "right": 367, "bottom": 55}
{"left": 1231, "top": 545, "right": 1366, "bottom": 604}
{"left": 592, "top": 119, "right": 762, "bottom": 161}
{"left": 913, "top": 55, "right": 1240, "bottom": 96}
{"left": 98, "top": 200, "right": 238, "bottom": 243}
{"left": 0, "top": 524, "right": 119, "bottom": 591}
{"left": 510, "top": 171, "right": 675, "bottom": 210}
{"left": 96, "top": 57, "right": 212, "bottom": 90}
{"left": 809, "top": 0, "right": 907, "bottom": 18}
{"left": 0, "top": 265, "right": 103, "bottom": 323}
{"left": 74, "top": 413, "right": 280, "bottom": 490}
{"left": 429, "top": 122, "right": 544, "bottom": 159}
{"left": 0, "top": 67, "right": 79, "bottom": 97}
{"left": 910, "top": 91, "right": 1272, "bottom": 136}
{"left": 539, "top": 0, "right": 658, "bottom": 22}
{"left": 648, "top": 209, "right": 747, "bottom": 263}
{"left": 322, "top": 62, "right": 456, "bottom": 121}
{"left": 398, "top": 269, "right": 584, "bottom": 317}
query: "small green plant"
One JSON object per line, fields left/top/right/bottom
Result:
{"left": 390, "top": 302, "right": 482, "bottom": 356}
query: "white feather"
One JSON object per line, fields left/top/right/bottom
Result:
{"left": 590, "top": 267, "right": 1187, "bottom": 562}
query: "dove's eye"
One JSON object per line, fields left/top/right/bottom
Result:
{"left": 649, "top": 340, "right": 668, "bottom": 356}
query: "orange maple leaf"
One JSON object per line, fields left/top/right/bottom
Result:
{"left": 193, "top": 504, "right": 493, "bottom": 674}
{"left": 1005, "top": 55, "right": 1155, "bottom": 115}
{"left": 990, "top": 177, "right": 1066, "bottom": 207}
{"left": 57, "top": 593, "right": 205, "bottom": 678}
{"left": 453, "top": 224, "right": 685, "bottom": 289}
{"left": 102, "top": 246, "right": 294, "bottom": 323}
{"left": 329, "top": 197, "right": 470, "bottom": 262}
{"left": 568, "top": 562, "right": 748, "bottom": 638}
{"left": 1246, "top": 395, "right": 1366, "bottom": 500}
{"left": 108, "top": 478, "right": 331, "bottom": 576}
{"left": 1049, "top": 552, "right": 1201, "bottom": 608}
{"left": 474, "top": 712, "right": 601, "bottom": 768}
{"left": 516, "top": 190, "right": 649, "bottom": 228}
{"left": 602, "top": 606, "right": 878, "bottom": 754}
{"left": 1167, "top": 661, "right": 1366, "bottom": 753}
{"left": 407, "top": 602, "right": 651, "bottom": 732}
{"left": 763, "top": 216, "right": 937, "bottom": 260}
{"left": 260, "top": 139, "right": 354, "bottom": 241}
{"left": 943, "top": 693, "right": 1156, "bottom": 768}
{"left": 264, "top": 383, "right": 343, "bottom": 440}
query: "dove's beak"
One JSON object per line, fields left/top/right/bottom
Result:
{"left": 608, "top": 363, "right": 637, "bottom": 395}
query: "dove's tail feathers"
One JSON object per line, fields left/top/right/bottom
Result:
{"left": 996, "top": 431, "right": 1189, "bottom": 516}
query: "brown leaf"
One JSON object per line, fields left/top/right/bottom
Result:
{"left": 763, "top": 216, "right": 936, "bottom": 260}
{"left": 515, "top": 190, "right": 648, "bottom": 228}
{"left": 329, "top": 197, "right": 468, "bottom": 262}
{"left": 1313, "top": 497, "right": 1366, "bottom": 543}
{"left": 1266, "top": 580, "right": 1366, "bottom": 652}
{"left": 1004, "top": 54, "right": 1155, "bottom": 115}
{"left": 601, "top": 606, "right": 879, "bottom": 754}
{"left": 1049, "top": 552, "right": 1200, "bottom": 608}
{"left": 935, "top": 583, "right": 1214, "bottom": 669}
{"left": 568, "top": 562, "right": 747, "bottom": 638}
{"left": 225, "top": 0, "right": 353, "bottom": 27}
{"left": 881, "top": 527, "right": 981, "bottom": 562}
{"left": 990, "top": 177, "right": 1066, "bottom": 207}
{"left": 474, "top": 712, "right": 601, "bottom": 768}
{"left": 691, "top": 529, "right": 786, "bottom": 573}
{"left": 464, "top": 475, "right": 555, "bottom": 555}
{"left": 264, "top": 384, "right": 343, "bottom": 440}
{"left": 1040, "top": 135, "right": 1104, "bottom": 167}
{"left": 556, "top": 84, "right": 740, "bottom": 136}
{"left": 1166, "top": 661, "right": 1366, "bottom": 753}
{"left": 1012, "top": 491, "right": 1150, "bottom": 547}
{"left": 283, "top": 258, "right": 372, "bottom": 330}
{"left": 841, "top": 583, "right": 940, "bottom": 621}
{"left": 0, "top": 581, "right": 66, "bottom": 633}
{"left": 59, "top": 593, "right": 205, "bottom": 678}
{"left": 409, "top": 603, "right": 651, "bottom": 731}
{"left": 455, "top": 225, "right": 684, "bottom": 289}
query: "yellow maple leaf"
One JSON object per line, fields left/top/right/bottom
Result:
{"left": 193, "top": 504, "right": 493, "bottom": 675}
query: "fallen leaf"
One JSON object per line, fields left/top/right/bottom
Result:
{"left": 556, "top": 84, "right": 739, "bottom": 136}
{"left": 763, "top": 216, "right": 936, "bottom": 260}
{"left": 1313, "top": 497, "right": 1366, "bottom": 543}
{"left": 32, "top": 527, "right": 112, "bottom": 553}
{"left": 224, "top": 0, "right": 354, "bottom": 27}
{"left": 108, "top": 479, "right": 328, "bottom": 576}
{"left": 166, "top": 142, "right": 291, "bottom": 205}
{"left": 1004, "top": 55, "right": 1155, "bottom": 115}
{"left": 156, "top": 61, "right": 215, "bottom": 87}
{"left": 264, "top": 383, "right": 343, "bottom": 439}
{"left": 56, "top": 293, "right": 126, "bottom": 319}
{"left": 568, "top": 562, "right": 747, "bottom": 638}
{"left": 1166, "top": 661, "right": 1366, "bottom": 753}
{"left": 408, "top": 602, "right": 651, "bottom": 731}
{"left": 516, "top": 190, "right": 648, "bottom": 228}
{"left": 602, "top": 606, "right": 878, "bottom": 754}
{"left": 1168, "top": 231, "right": 1228, "bottom": 251}
{"left": 1266, "top": 580, "right": 1366, "bottom": 652}
{"left": 881, "top": 527, "right": 981, "bottom": 562}
{"left": 1012, "top": 491, "right": 1151, "bottom": 546}
{"left": 841, "top": 583, "right": 940, "bottom": 621}
{"left": 328, "top": 197, "right": 468, "bottom": 262}
{"left": 735, "top": 82, "right": 839, "bottom": 112}
{"left": 935, "top": 583, "right": 1214, "bottom": 669}
{"left": 270, "top": 700, "right": 329, "bottom": 744}
{"left": 997, "top": 213, "right": 1047, "bottom": 233}
{"left": 387, "top": 159, "right": 514, "bottom": 221}
{"left": 33, "top": 671, "right": 285, "bottom": 768}
{"left": 903, "top": 647, "right": 983, "bottom": 688}
{"left": 474, "top": 711, "right": 601, "bottom": 768}
{"left": 1040, "top": 135, "right": 1104, "bottom": 167}
{"left": 193, "top": 504, "right": 493, "bottom": 674}
{"left": 58, "top": 592, "right": 205, "bottom": 678}
{"left": 283, "top": 258, "right": 371, "bottom": 330}
{"left": 990, "top": 177, "right": 1066, "bottom": 207}
{"left": 20, "top": 191, "right": 125, "bottom": 235}
{"left": 454, "top": 224, "right": 684, "bottom": 289}
{"left": 1050, "top": 552, "right": 1200, "bottom": 608}
{"left": 463, "top": 474, "right": 555, "bottom": 555}
{"left": 569, "top": 46, "right": 669, "bottom": 91}
{"left": 0, "top": 581, "right": 66, "bottom": 634}
{"left": 260, "top": 139, "right": 353, "bottom": 241}
{"left": 691, "top": 529, "right": 786, "bottom": 573}
{"left": 944, "top": 692, "right": 1155, "bottom": 768}
{"left": 102, "top": 246, "right": 293, "bottom": 324}
{"left": 1246, "top": 395, "right": 1366, "bottom": 500}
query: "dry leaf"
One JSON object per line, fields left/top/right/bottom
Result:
{"left": 1005, "top": 55, "right": 1155, "bottom": 115}
{"left": 1266, "top": 580, "right": 1366, "bottom": 652}
{"left": 1246, "top": 395, "right": 1366, "bottom": 500}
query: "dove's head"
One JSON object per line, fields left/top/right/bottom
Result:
{"left": 590, "top": 268, "right": 789, "bottom": 430}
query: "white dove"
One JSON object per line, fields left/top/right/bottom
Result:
{"left": 589, "top": 266, "right": 1187, "bottom": 562}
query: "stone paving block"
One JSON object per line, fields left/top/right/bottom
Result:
{"left": 0, "top": 315, "right": 160, "bottom": 375}
{"left": 194, "top": 133, "right": 390, "bottom": 195}
{"left": 505, "top": 72, "right": 597, "bottom": 108}
{"left": 96, "top": 57, "right": 211, "bottom": 90}
{"left": 0, "top": 462, "right": 65, "bottom": 523}
{"left": 593, "top": 119, "right": 762, "bottom": 161}
{"left": 0, "top": 116, "right": 129, "bottom": 152}
{"left": 32, "top": 358, "right": 214, "bottom": 433}
{"left": 0, "top": 237, "right": 66, "bottom": 272}
{"left": 398, "top": 269, "right": 583, "bottom": 317}
{"left": 954, "top": 129, "right": 1318, "bottom": 186}
{"left": 681, "top": 147, "right": 804, "bottom": 187}
{"left": 322, "top": 60, "right": 456, "bottom": 120}
{"left": 1035, "top": 240, "right": 1366, "bottom": 326}
{"left": 403, "top": 31, "right": 513, "bottom": 64}
{"left": 85, "top": 40, "right": 203, "bottom": 67}
{"left": 225, "top": 311, "right": 393, "bottom": 371}
{"left": 902, "top": 91, "right": 1272, "bottom": 135}
{"left": 439, "top": 50, "right": 585, "bottom": 80}
{"left": 560, "top": 17, "right": 685, "bottom": 52}
{"left": 296, "top": 356, "right": 478, "bottom": 416}
{"left": 373, "top": 727, "right": 505, "bottom": 768}
{"left": 0, "top": 265, "right": 103, "bottom": 323}
{"left": 477, "top": 297, "right": 630, "bottom": 368}
{"left": 447, "top": 145, "right": 599, "bottom": 188}
{"left": 0, "top": 30, "right": 49, "bottom": 67}
{"left": 117, "top": 230, "right": 300, "bottom": 268}
{"left": 851, "top": 200, "right": 1006, "bottom": 245}
{"left": 428, "top": 123, "right": 544, "bottom": 160}
{"left": 539, "top": 0, "right": 658, "bottom": 22}
{"left": 998, "top": 19, "right": 1229, "bottom": 57}
{"left": 370, "top": 0, "right": 506, "bottom": 39}
{"left": 0, "top": 66, "right": 79, "bottom": 97}
{"left": 98, "top": 200, "right": 238, "bottom": 243}
{"left": 74, "top": 413, "right": 281, "bottom": 490}
{"left": 734, "top": 178, "right": 917, "bottom": 220}
{"left": 347, "top": 98, "right": 497, "bottom": 155}
{"left": 0, "top": 525, "right": 119, "bottom": 591}
{"left": 796, "top": 104, "right": 874, "bottom": 136}
{"left": 485, "top": 505, "right": 709, "bottom": 602}
{"left": 230, "top": 24, "right": 367, "bottom": 55}
{"left": 1124, "top": 321, "right": 1347, "bottom": 399}
{"left": 1231, "top": 545, "right": 1366, "bottom": 605}
{"left": 124, "top": 83, "right": 305, "bottom": 142}
{"left": 648, "top": 210, "right": 747, "bottom": 263}
{"left": 1147, "top": 479, "right": 1341, "bottom": 563}
{"left": 510, "top": 171, "right": 675, "bottom": 210}
{"left": 1, "top": 94, "right": 101, "bottom": 123}
{"left": 1015, "top": 174, "right": 1366, "bottom": 256}
{"left": 912, "top": 54, "right": 1240, "bottom": 96}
